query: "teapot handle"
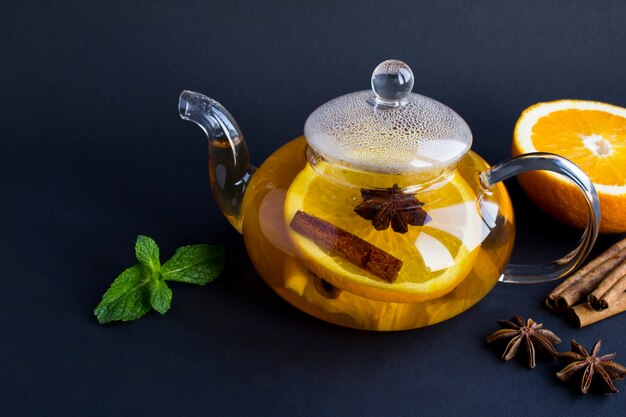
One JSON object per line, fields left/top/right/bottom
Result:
{"left": 480, "top": 153, "right": 601, "bottom": 284}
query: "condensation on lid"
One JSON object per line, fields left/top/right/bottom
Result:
{"left": 303, "top": 60, "right": 473, "bottom": 174}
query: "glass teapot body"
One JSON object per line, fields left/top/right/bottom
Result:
{"left": 178, "top": 60, "right": 599, "bottom": 331}
{"left": 240, "top": 137, "right": 514, "bottom": 330}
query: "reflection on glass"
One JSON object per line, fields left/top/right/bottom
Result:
{"left": 427, "top": 202, "right": 485, "bottom": 251}
{"left": 415, "top": 232, "right": 455, "bottom": 272}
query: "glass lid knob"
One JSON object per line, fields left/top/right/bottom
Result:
{"left": 371, "top": 59, "right": 414, "bottom": 105}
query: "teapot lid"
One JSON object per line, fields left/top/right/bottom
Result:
{"left": 304, "top": 60, "right": 472, "bottom": 177}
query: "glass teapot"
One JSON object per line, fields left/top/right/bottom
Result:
{"left": 178, "top": 60, "right": 600, "bottom": 331}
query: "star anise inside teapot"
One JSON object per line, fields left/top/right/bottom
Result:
{"left": 354, "top": 184, "right": 428, "bottom": 234}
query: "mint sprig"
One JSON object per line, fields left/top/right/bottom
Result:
{"left": 94, "top": 235, "right": 225, "bottom": 324}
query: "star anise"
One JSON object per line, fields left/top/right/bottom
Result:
{"left": 556, "top": 340, "right": 626, "bottom": 394}
{"left": 354, "top": 184, "right": 428, "bottom": 234}
{"left": 486, "top": 316, "right": 561, "bottom": 368}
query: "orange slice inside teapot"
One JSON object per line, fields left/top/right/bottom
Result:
{"left": 284, "top": 164, "right": 483, "bottom": 303}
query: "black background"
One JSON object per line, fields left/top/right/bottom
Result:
{"left": 3, "top": 1, "right": 626, "bottom": 416}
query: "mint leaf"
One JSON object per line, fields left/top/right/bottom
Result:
{"left": 94, "top": 237, "right": 224, "bottom": 324}
{"left": 135, "top": 235, "right": 160, "bottom": 273}
{"left": 94, "top": 265, "right": 152, "bottom": 324}
{"left": 149, "top": 277, "right": 172, "bottom": 315}
{"left": 162, "top": 244, "right": 225, "bottom": 285}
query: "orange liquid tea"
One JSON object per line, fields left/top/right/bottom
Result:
{"left": 241, "top": 137, "right": 514, "bottom": 330}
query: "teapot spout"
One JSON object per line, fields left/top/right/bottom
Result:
{"left": 179, "top": 91, "right": 255, "bottom": 233}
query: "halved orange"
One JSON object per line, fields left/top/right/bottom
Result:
{"left": 284, "top": 164, "right": 483, "bottom": 303}
{"left": 513, "top": 100, "right": 626, "bottom": 233}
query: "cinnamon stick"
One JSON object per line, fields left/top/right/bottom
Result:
{"left": 290, "top": 210, "right": 403, "bottom": 283}
{"left": 588, "top": 262, "right": 626, "bottom": 310}
{"left": 545, "top": 238, "right": 626, "bottom": 311}
{"left": 568, "top": 293, "right": 626, "bottom": 327}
